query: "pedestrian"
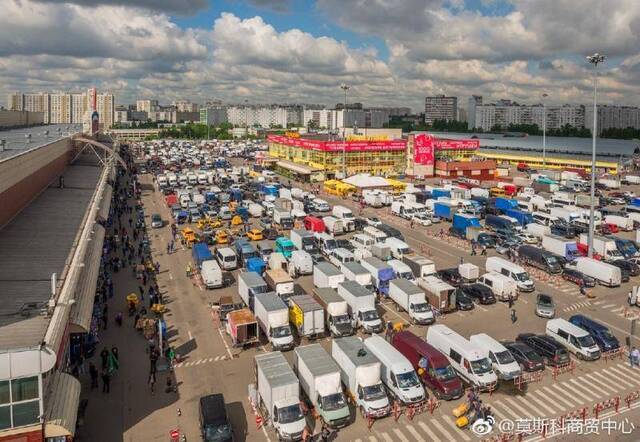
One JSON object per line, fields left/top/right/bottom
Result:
{"left": 102, "top": 311, "right": 108, "bottom": 330}
{"left": 89, "top": 363, "right": 98, "bottom": 389}
{"left": 481, "top": 245, "right": 487, "bottom": 256}
{"left": 510, "top": 308, "right": 517, "bottom": 324}
{"left": 111, "top": 346, "right": 119, "bottom": 363}
{"left": 142, "top": 273, "right": 147, "bottom": 286}
{"left": 631, "top": 347, "right": 640, "bottom": 368}
{"left": 134, "top": 313, "right": 140, "bottom": 328}
{"left": 148, "top": 372, "right": 156, "bottom": 393}
{"left": 101, "top": 370, "right": 111, "bottom": 393}
{"left": 579, "top": 280, "right": 586, "bottom": 296}
{"left": 508, "top": 295, "right": 514, "bottom": 309}
{"left": 165, "top": 376, "right": 175, "bottom": 393}
{"left": 100, "top": 347, "right": 109, "bottom": 370}
{"left": 77, "top": 354, "right": 86, "bottom": 375}
{"left": 155, "top": 261, "right": 160, "bottom": 274}
{"left": 471, "top": 243, "right": 477, "bottom": 256}
{"left": 459, "top": 256, "right": 464, "bottom": 266}
{"left": 166, "top": 242, "right": 171, "bottom": 255}
{"left": 410, "top": 218, "right": 415, "bottom": 228}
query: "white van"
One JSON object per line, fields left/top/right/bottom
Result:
{"left": 426, "top": 325, "right": 497, "bottom": 391}
{"left": 180, "top": 193, "right": 191, "bottom": 209}
{"left": 350, "top": 234, "right": 375, "bottom": 251}
{"left": 569, "top": 257, "right": 621, "bottom": 287}
{"left": 157, "top": 175, "right": 168, "bottom": 188}
{"left": 387, "top": 259, "right": 414, "bottom": 280}
{"left": 314, "top": 232, "right": 337, "bottom": 255}
{"left": 178, "top": 174, "right": 188, "bottom": 186}
{"left": 384, "top": 237, "right": 413, "bottom": 260}
{"left": 363, "top": 227, "right": 387, "bottom": 244}
{"left": 532, "top": 212, "right": 557, "bottom": 226}
{"left": 478, "top": 272, "right": 518, "bottom": 302}
{"left": 485, "top": 257, "right": 535, "bottom": 292}
{"left": 546, "top": 318, "right": 601, "bottom": 361}
{"left": 469, "top": 333, "right": 521, "bottom": 380}
{"left": 328, "top": 248, "right": 355, "bottom": 268}
{"left": 215, "top": 247, "right": 238, "bottom": 270}
{"left": 201, "top": 260, "right": 224, "bottom": 289}
{"left": 167, "top": 174, "right": 178, "bottom": 187}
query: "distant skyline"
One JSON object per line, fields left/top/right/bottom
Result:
{"left": 2, "top": 0, "right": 640, "bottom": 112}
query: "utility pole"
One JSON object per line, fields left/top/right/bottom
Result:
{"left": 340, "top": 83, "right": 350, "bottom": 179}
{"left": 586, "top": 53, "right": 605, "bottom": 259}
{"left": 542, "top": 93, "right": 548, "bottom": 168}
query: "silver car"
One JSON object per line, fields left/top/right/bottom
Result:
{"left": 535, "top": 294, "right": 555, "bottom": 318}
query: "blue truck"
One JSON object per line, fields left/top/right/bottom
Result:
{"left": 246, "top": 257, "right": 266, "bottom": 274}
{"left": 494, "top": 197, "right": 519, "bottom": 214}
{"left": 230, "top": 188, "right": 243, "bottom": 202}
{"left": 450, "top": 214, "right": 481, "bottom": 238}
{"left": 504, "top": 208, "right": 534, "bottom": 227}
{"left": 192, "top": 242, "right": 214, "bottom": 269}
{"left": 431, "top": 188, "right": 451, "bottom": 199}
{"left": 361, "top": 257, "right": 395, "bottom": 297}
{"left": 484, "top": 214, "right": 515, "bottom": 232}
{"left": 433, "top": 201, "right": 455, "bottom": 221}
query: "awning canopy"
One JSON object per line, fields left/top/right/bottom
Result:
{"left": 97, "top": 183, "right": 113, "bottom": 222}
{"left": 45, "top": 372, "right": 81, "bottom": 438}
{"left": 276, "top": 160, "right": 319, "bottom": 175}
{"left": 69, "top": 224, "right": 105, "bottom": 333}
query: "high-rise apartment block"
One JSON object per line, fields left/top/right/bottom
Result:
{"left": 585, "top": 105, "right": 640, "bottom": 135}
{"left": 472, "top": 99, "right": 586, "bottom": 132}
{"left": 199, "top": 107, "right": 228, "bottom": 126}
{"left": 467, "top": 95, "right": 482, "bottom": 129}
{"left": 424, "top": 95, "right": 458, "bottom": 124}
{"left": 173, "top": 100, "right": 199, "bottom": 112}
{"left": 136, "top": 99, "right": 159, "bottom": 113}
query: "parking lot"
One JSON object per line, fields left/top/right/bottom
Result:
{"left": 100, "top": 140, "right": 640, "bottom": 442}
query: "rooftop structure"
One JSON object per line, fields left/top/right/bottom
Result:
{"left": 0, "top": 124, "right": 82, "bottom": 160}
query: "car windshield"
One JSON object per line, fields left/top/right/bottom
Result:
{"left": 538, "top": 296, "right": 553, "bottom": 306}
{"left": 362, "top": 310, "right": 379, "bottom": 322}
{"left": 272, "top": 326, "right": 291, "bottom": 338}
{"left": 495, "top": 350, "right": 516, "bottom": 364}
{"left": 284, "top": 244, "right": 295, "bottom": 252}
{"left": 278, "top": 404, "right": 303, "bottom": 424}
{"left": 470, "top": 358, "right": 493, "bottom": 374}
{"left": 546, "top": 256, "right": 559, "bottom": 265}
{"left": 396, "top": 371, "right": 420, "bottom": 388}
{"left": 399, "top": 247, "right": 412, "bottom": 255}
{"left": 321, "top": 393, "right": 346, "bottom": 411}
{"left": 577, "top": 335, "right": 596, "bottom": 348}
{"left": 514, "top": 272, "right": 530, "bottom": 282}
{"left": 600, "top": 329, "right": 615, "bottom": 341}
{"left": 204, "top": 423, "right": 232, "bottom": 441}
{"left": 334, "top": 314, "right": 351, "bottom": 325}
{"left": 433, "top": 365, "right": 457, "bottom": 381}
{"left": 369, "top": 218, "right": 380, "bottom": 223}
{"left": 325, "top": 240, "right": 337, "bottom": 250}
{"left": 362, "top": 384, "right": 387, "bottom": 401}
{"left": 412, "top": 303, "right": 431, "bottom": 313}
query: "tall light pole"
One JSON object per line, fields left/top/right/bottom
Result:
{"left": 541, "top": 93, "right": 548, "bottom": 168}
{"left": 586, "top": 52, "right": 605, "bottom": 259}
{"left": 340, "top": 83, "right": 350, "bottom": 178}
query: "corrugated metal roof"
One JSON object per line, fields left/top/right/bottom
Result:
{"left": 295, "top": 344, "right": 339, "bottom": 377}
{"left": 0, "top": 124, "right": 82, "bottom": 161}
{"left": 44, "top": 371, "right": 81, "bottom": 437}
{"left": 255, "top": 352, "right": 297, "bottom": 389}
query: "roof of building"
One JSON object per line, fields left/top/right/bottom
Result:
{"left": 0, "top": 153, "right": 103, "bottom": 350}
{"left": 342, "top": 173, "right": 392, "bottom": 189}
{"left": 276, "top": 159, "right": 320, "bottom": 174}
{"left": 0, "top": 124, "right": 82, "bottom": 161}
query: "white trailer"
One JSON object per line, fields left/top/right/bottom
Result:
{"left": 254, "top": 293, "right": 294, "bottom": 351}
{"left": 389, "top": 279, "right": 434, "bottom": 325}
{"left": 337, "top": 281, "right": 382, "bottom": 334}
{"left": 313, "top": 262, "right": 345, "bottom": 289}
{"left": 340, "top": 262, "right": 374, "bottom": 291}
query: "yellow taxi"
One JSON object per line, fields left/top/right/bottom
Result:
{"left": 246, "top": 228, "right": 264, "bottom": 241}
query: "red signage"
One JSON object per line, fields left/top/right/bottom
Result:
{"left": 414, "top": 134, "right": 435, "bottom": 166}
{"left": 434, "top": 139, "right": 480, "bottom": 150}
{"left": 267, "top": 135, "right": 406, "bottom": 152}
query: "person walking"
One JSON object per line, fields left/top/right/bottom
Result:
{"left": 510, "top": 308, "right": 517, "bottom": 324}
{"left": 148, "top": 372, "right": 156, "bottom": 394}
{"left": 100, "top": 347, "right": 109, "bottom": 370}
{"left": 101, "top": 370, "right": 111, "bottom": 393}
{"left": 579, "top": 280, "right": 586, "bottom": 296}
{"left": 89, "top": 363, "right": 99, "bottom": 389}
{"left": 508, "top": 295, "right": 514, "bottom": 309}
{"left": 481, "top": 245, "right": 487, "bottom": 256}
{"left": 471, "top": 242, "right": 477, "bottom": 256}
{"left": 77, "top": 354, "right": 86, "bottom": 375}
{"left": 631, "top": 347, "right": 640, "bottom": 368}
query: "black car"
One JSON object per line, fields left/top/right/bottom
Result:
{"left": 437, "top": 268, "right": 463, "bottom": 287}
{"left": 561, "top": 268, "right": 596, "bottom": 287}
{"left": 607, "top": 260, "right": 637, "bottom": 278}
{"left": 454, "top": 288, "right": 475, "bottom": 311}
{"left": 516, "top": 333, "right": 571, "bottom": 366}
{"left": 199, "top": 394, "right": 233, "bottom": 442}
{"left": 377, "top": 224, "right": 405, "bottom": 241}
{"left": 353, "top": 218, "right": 367, "bottom": 231}
{"left": 459, "top": 283, "right": 496, "bottom": 305}
{"left": 503, "top": 341, "right": 545, "bottom": 372}
{"left": 336, "top": 239, "right": 355, "bottom": 252}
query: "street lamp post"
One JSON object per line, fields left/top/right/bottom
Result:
{"left": 340, "top": 83, "right": 350, "bottom": 179}
{"left": 586, "top": 53, "right": 605, "bottom": 259}
{"left": 542, "top": 93, "right": 548, "bottom": 168}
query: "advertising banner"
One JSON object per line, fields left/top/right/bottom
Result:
{"left": 267, "top": 135, "right": 406, "bottom": 152}
{"left": 414, "top": 134, "right": 434, "bottom": 166}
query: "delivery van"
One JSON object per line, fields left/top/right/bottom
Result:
{"left": 546, "top": 318, "right": 601, "bottom": 361}
{"left": 469, "top": 333, "right": 521, "bottom": 380}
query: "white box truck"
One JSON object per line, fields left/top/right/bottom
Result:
{"left": 332, "top": 337, "right": 390, "bottom": 419}
{"left": 337, "top": 281, "right": 383, "bottom": 334}
{"left": 265, "top": 269, "right": 295, "bottom": 303}
{"left": 288, "top": 295, "right": 325, "bottom": 339}
{"left": 605, "top": 215, "right": 634, "bottom": 231}
{"left": 323, "top": 216, "right": 345, "bottom": 235}
{"left": 485, "top": 256, "right": 535, "bottom": 292}
{"left": 402, "top": 255, "right": 436, "bottom": 279}
{"left": 313, "top": 262, "right": 345, "bottom": 289}
{"left": 340, "top": 262, "right": 374, "bottom": 291}
{"left": 290, "top": 229, "right": 318, "bottom": 254}
{"left": 389, "top": 279, "right": 434, "bottom": 325}
{"left": 238, "top": 271, "right": 269, "bottom": 311}
{"left": 417, "top": 276, "right": 456, "bottom": 313}
{"left": 542, "top": 234, "right": 580, "bottom": 261}
{"left": 254, "top": 293, "right": 294, "bottom": 351}
{"left": 364, "top": 335, "right": 426, "bottom": 405}
{"left": 312, "top": 288, "right": 354, "bottom": 337}
{"left": 293, "top": 344, "right": 351, "bottom": 428}
{"left": 332, "top": 206, "right": 356, "bottom": 232}
{"left": 254, "top": 352, "right": 306, "bottom": 440}
{"left": 578, "top": 234, "right": 623, "bottom": 260}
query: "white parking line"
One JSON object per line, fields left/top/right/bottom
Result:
{"left": 524, "top": 393, "right": 558, "bottom": 416}
{"left": 392, "top": 428, "right": 409, "bottom": 442}
{"left": 502, "top": 397, "right": 533, "bottom": 417}
{"left": 566, "top": 379, "right": 597, "bottom": 401}
{"left": 405, "top": 424, "right": 425, "bottom": 442}
{"left": 610, "top": 365, "right": 640, "bottom": 384}
{"left": 583, "top": 373, "right": 621, "bottom": 393}
{"left": 492, "top": 401, "right": 520, "bottom": 420}
{"left": 442, "top": 417, "right": 470, "bottom": 441}
{"left": 418, "top": 421, "right": 441, "bottom": 442}
{"left": 539, "top": 386, "right": 577, "bottom": 408}
{"left": 573, "top": 376, "right": 610, "bottom": 398}
{"left": 379, "top": 432, "right": 393, "bottom": 442}
{"left": 430, "top": 418, "right": 455, "bottom": 441}
{"left": 591, "top": 369, "right": 633, "bottom": 389}
{"left": 552, "top": 382, "right": 590, "bottom": 404}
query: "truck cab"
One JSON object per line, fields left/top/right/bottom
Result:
{"left": 275, "top": 237, "right": 296, "bottom": 259}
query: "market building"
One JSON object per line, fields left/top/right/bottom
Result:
{"left": 267, "top": 134, "right": 407, "bottom": 181}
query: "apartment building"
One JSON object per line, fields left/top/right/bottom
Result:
{"left": 136, "top": 99, "right": 159, "bottom": 114}
{"left": 49, "top": 93, "right": 72, "bottom": 124}
{"left": 424, "top": 95, "right": 458, "bottom": 124}
{"left": 474, "top": 100, "right": 587, "bottom": 132}
{"left": 585, "top": 105, "right": 640, "bottom": 135}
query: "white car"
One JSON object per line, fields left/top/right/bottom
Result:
{"left": 411, "top": 214, "right": 432, "bottom": 226}
{"left": 366, "top": 217, "right": 382, "bottom": 227}
{"left": 516, "top": 232, "right": 538, "bottom": 244}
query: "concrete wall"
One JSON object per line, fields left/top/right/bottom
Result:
{"left": 0, "top": 138, "right": 72, "bottom": 227}
{"left": 0, "top": 110, "right": 45, "bottom": 128}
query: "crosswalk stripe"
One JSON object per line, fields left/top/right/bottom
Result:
{"left": 575, "top": 376, "right": 611, "bottom": 397}
{"left": 600, "top": 303, "right": 616, "bottom": 308}
{"left": 379, "top": 432, "right": 393, "bottom": 442}
{"left": 540, "top": 386, "right": 577, "bottom": 408}
{"left": 494, "top": 400, "right": 522, "bottom": 419}
{"left": 609, "top": 366, "right": 640, "bottom": 385}
{"left": 593, "top": 300, "right": 603, "bottom": 305}
{"left": 591, "top": 370, "right": 632, "bottom": 389}
{"left": 566, "top": 379, "right": 597, "bottom": 400}
{"left": 418, "top": 421, "right": 441, "bottom": 442}
{"left": 583, "top": 373, "right": 620, "bottom": 393}
{"left": 406, "top": 424, "right": 425, "bottom": 442}
{"left": 431, "top": 418, "right": 455, "bottom": 441}
{"left": 392, "top": 429, "right": 409, "bottom": 442}
{"left": 554, "top": 383, "right": 591, "bottom": 403}
{"left": 442, "top": 417, "right": 470, "bottom": 441}
{"left": 489, "top": 405, "right": 508, "bottom": 420}
{"left": 368, "top": 436, "right": 377, "bottom": 442}
{"left": 615, "top": 364, "right": 640, "bottom": 381}
{"left": 502, "top": 397, "right": 532, "bottom": 417}
{"left": 354, "top": 439, "right": 362, "bottom": 442}
{"left": 611, "top": 306, "right": 625, "bottom": 312}
{"left": 524, "top": 393, "right": 557, "bottom": 415}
